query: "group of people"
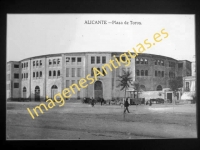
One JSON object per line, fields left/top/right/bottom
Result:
{"left": 90, "top": 97, "right": 105, "bottom": 107}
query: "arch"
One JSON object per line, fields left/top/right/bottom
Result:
{"left": 53, "top": 70, "right": 56, "bottom": 76}
{"left": 145, "top": 70, "right": 148, "bottom": 76}
{"left": 51, "top": 85, "right": 58, "bottom": 99}
{"left": 94, "top": 81, "right": 103, "bottom": 99}
{"left": 57, "top": 70, "right": 60, "bottom": 76}
{"left": 141, "top": 70, "right": 144, "bottom": 76}
{"left": 23, "top": 87, "right": 27, "bottom": 98}
{"left": 156, "top": 85, "right": 162, "bottom": 91}
{"left": 36, "top": 72, "right": 38, "bottom": 77}
{"left": 140, "top": 85, "right": 146, "bottom": 91}
{"left": 35, "top": 86, "right": 40, "bottom": 101}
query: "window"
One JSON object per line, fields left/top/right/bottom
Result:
{"left": 145, "top": 70, "right": 148, "bottom": 76}
{"left": 155, "top": 60, "right": 157, "bottom": 65}
{"left": 26, "top": 62, "right": 28, "bottom": 67}
{"left": 14, "top": 83, "right": 19, "bottom": 88}
{"left": 77, "top": 68, "right": 81, "bottom": 77}
{"left": 24, "top": 63, "right": 25, "bottom": 68}
{"left": 66, "top": 80, "right": 70, "bottom": 87}
{"left": 91, "top": 68, "right": 94, "bottom": 76}
{"left": 33, "top": 72, "right": 35, "bottom": 78}
{"left": 57, "top": 59, "right": 60, "bottom": 65}
{"left": 169, "top": 61, "right": 175, "bottom": 67}
{"left": 57, "top": 70, "right": 60, "bottom": 76}
{"left": 102, "top": 56, "right": 106, "bottom": 64}
{"left": 21, "top": 74, "right": 23, "bottom": 79}
{"left": 122, "top": 57, "right": 126, "bottom": 62}
{"left": 136, "top": 70, "right": 140, "bottom": 76}
{"left": 162, "top": 71, "right": 164, "bottom": 77}
{"left": 66, "top": 68, "right": 69, "bottom": 77}
{"left": 102, "top": 68, "right": 106, "bottom": 76}
{"left": 72, "top": 68, "right": 75, "bottom": 77}
{"left": 40, "top": 71, "right": 42, "bottom": 77}
{"left": 24, "top": 73, "right": 25, "bottom": 78}
{"left": 91, "top": 56, "right": 95, "bottom": 64}
{"left": 66, "top": 57, "right": 70, "bottom": 64}
{"left": 49, "top": 71, "right": 51, "bottom": 76}
{"left": 36, "top": 61, "right": 39, "bottom": 66}
{"left": 14, "top": 73, "right": 19, "bottom": 79}
{"left": 22, "top": 63, "right": 23, "bottom": 68}
{"left": 136, "top": 58, "right": 139, "bottom": 64}
{"left": 72, "top": 80, "right": 75, "bottom": 85}
{"left": 14, "top": 64, "right": 19, "bottom": 68}
{"left": 53, "top": 59, "right": 56, "bottom": 65}
{"left": 186, "top": 82, "right": 190, "bottom": 91}
{"left": 141, "top": 70, "right": 144, "bottom": 76}
{"left": 53, "top": 70, "right": 56, "bottom": 76}
{"left": 155, "top": 71, "right": 157, "bottom": 76}
{"left": 33, "top": 61, "right": 35, "bottom": 66}
{"left": 36, "top": 72, "right": 38, "bottom": 77}
{"left": 97, "top": 56, "right": 100, "bottom": 64}
{"left": 157, "top": 85, "right": 162, "bottom": 91}
{"left": 178, "top": 63, "right": 183, "bottom": 68}
{"left": 40, "top": 60, "right": 42, "bottom": 66}
{"left": 77, "top": 57, "right": 81, "bottom": 65}
{"left": 144, "top": 59, "right": 148, "bottom": 64}
{"left": 49, "top": 59, "right": 52, "bottom": 65}
{"left": 140, "top": 58, "right": 144, "bottom": 64}
{"left": 157, "top": 60, "right": 160, "bottom": 65}
{"left": 161, "top": 60, "right": 164, "bottom": 66}
{"left": 72, "top": 57, "right": 76, "bottom": 65}
{"left": 26, "top": 73, "right": 28, "bottom": 78}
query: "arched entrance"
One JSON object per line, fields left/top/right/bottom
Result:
{"left": 23, "top": 87, "right": 26, "bottom": 98}
{"left": 51, "top": 85, "right": 58, "bottom": 99}
{"left": 35, "top": 86, "right": 40, "bottom": 101}
{"left": 94, "top": 81, "right": 103, "bottom": 99}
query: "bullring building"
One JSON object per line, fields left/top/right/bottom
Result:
{"left": 6, "top": 52, "right": 191, "bottom": 102}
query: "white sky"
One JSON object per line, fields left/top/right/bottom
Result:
{"left": 7, "top": 14, "right": 195, "bottom": 62}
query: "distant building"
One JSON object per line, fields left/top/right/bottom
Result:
{"left": 181, "top": 57, "right": 196, "bottom": 101}
{"left": 6, "top": 52, "right": 191, "bottom": 102}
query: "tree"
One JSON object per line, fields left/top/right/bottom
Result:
{"left": 168, "top": 76, "right": 183, "bottom": 99}
{"left": 117, "top": 69, "right": 133, "bottom": 100}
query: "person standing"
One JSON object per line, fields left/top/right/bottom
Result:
{"left": 91, "top": 97, "right": 94, "bottom": 107}
{"left": 101, "top": 97, "right": 104, "bottom": 106}
{"left": 124, "top": 98, "right": 130, "bottom": 113}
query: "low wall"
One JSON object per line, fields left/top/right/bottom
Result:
{"left": 138, "top": 91, "right": 164, "bottom": 102}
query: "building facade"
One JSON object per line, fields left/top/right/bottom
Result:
{"left": 6, "top": 52, "right": 191, "bottom": 102}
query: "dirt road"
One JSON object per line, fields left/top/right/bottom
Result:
{"left": 6, "top": 102, "right": 197, "bottom": 139}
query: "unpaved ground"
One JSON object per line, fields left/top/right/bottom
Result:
{"left": 6, "top": 101, "right": 197, "bottom": 140}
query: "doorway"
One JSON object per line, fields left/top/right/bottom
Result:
{"left": 94, "top": 81, "right": 103, "bottom": 99}
{"left": 167, "top": 93, "right": 172, "bottom": 103}
{"left": 35, "top": 86, "right": 40, "bottom": 101}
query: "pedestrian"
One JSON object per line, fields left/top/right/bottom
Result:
{"left": 124, "top": 98, "right": 130, "bottom": 113}
{"left": 149, "top": 99, "right": 152, "bottom": 106}
{"left": 91, "top": 97, "right": 94, "bottom": 107}
{"left": 101, "top": 97, "right": 104, "bottom": 106}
